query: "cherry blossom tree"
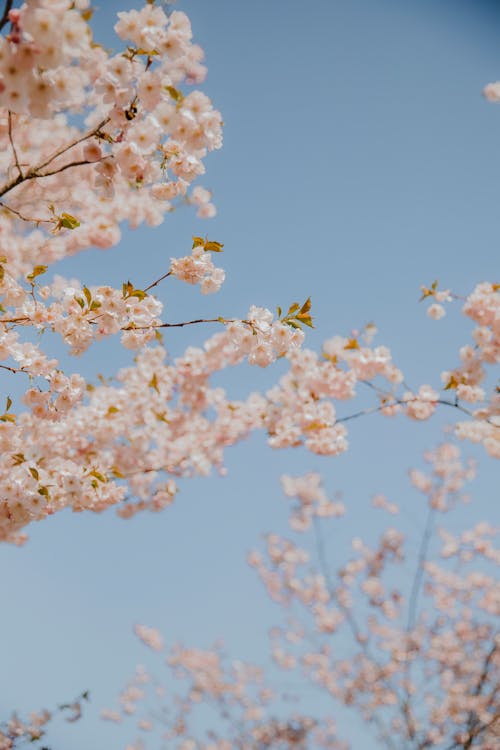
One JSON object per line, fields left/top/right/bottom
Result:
{"left": 0, "top": 1, "right": 498, "bottom": 749}
{"left": 88, "top": 443, "right": 497, "bottom": 750}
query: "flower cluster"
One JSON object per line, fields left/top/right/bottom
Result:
{"left": 247, "top": 445, "right": 499, "bottom": 748}
{"left": 98, "top": 443, "right": 498, "bottom": 750}
{"left": 101, "top": 628, "right": 344, "bottom": 750}
{"left": 0, "top": 1, "right": 222, "bottom": 282}
{"left": 170, "top": 242, "right": 225, "bottom": 294}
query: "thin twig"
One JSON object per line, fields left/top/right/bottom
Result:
{"left": 7, "top": 111, "right": 23, "bottom": 179}
{"left": 0, "top": 201, "right": 53, "bottom": 225}
{"left": 461, "top": 644, "right": 500, "bottom": 748}
{"left": 34, "top": 118, "right": 110, "bottom": 173}
{"left": 33, "top": 158, "right": 107, "bottom": 180}
{"left": 123, "top": 317, "right": 232, "bottom": 331}
{"left": 0, "top": 316, "right": 30, "bottom": 325}
{"left": 0, "top": 364, "right": 29, "bottom": 375}
{"left": 0, "top": 120, "right": 110, "bottom": 199}
{"left": 312, "top": 517, "right": 399, "bottom": 750}
{"left": 336, "top": 403, "right": 389, "bottom": 423}
{"left": 143, "top": 271, "right": 172, "bottom": 293}
{"left": 400, "top": 505, "right": 436, "bottom": 744}
{"left": 406, "top": 506, "right": 435, "bottom": 634}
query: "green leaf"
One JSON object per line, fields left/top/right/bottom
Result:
{"left": 27, "top": 265, "right": 48, "bottom": 283}
{"left": 0, "top": 413, "right": 16, "bottom": 422}
{"left": 299, "top": 296, "right": 312, "bottom": 315}
{"left": 29, "top": 467, "right": 39, "bottom": 480}
{"left": 166, "top": 85, "right": 183, "bottom": 102}
{"left": 344, "top": 338, "right": 359, "bottom": 350}
{"left": 204, "top": 240, "right": 224, "bottom": 253}
{"left": 129, "top": 289, "right": 147, "bottom": 300}
{"left": 6, "top": 396, "right": 12, "bottom": 412}
{"left": 192, "top": 236, "right": 205, "bottom": 249}
{"left": 75, "top": 297, "right": 85, "bottom": 309}
{"left": 149, "top": 373, "right": 159, "bottom": 393}
{"left": 122, "top": 281, "right": 132, "bottom": 298}
{"left": 11, "top": 453, "right": 25, "bottom": 465}
{"left": 135, "top": 47, "right": 158, "bottom": 56}
{"left": 83, "top": 286, "right": 92, "bottom": 306}
{"left": 444, "top": 375, "right": 458, "bottom": 391}
{"left": 60, "top": 213, "right": 80, "bottom": 230}
{"left": 89, "top": 470, "right": 107, "bottom": 483}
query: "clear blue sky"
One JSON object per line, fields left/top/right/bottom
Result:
{"left": 0, "top": 1, "right": 499, "bottom": 747}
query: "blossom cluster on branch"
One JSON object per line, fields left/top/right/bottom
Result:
{"left": 100, "top": 445, "right": 499, "bottom": 750}
{"left": 0, "top": 1, "right": 497, "bottom": 547}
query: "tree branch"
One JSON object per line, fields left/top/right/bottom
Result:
{"left": 7, "top": 111, "right": 23, "bottom": 179}
{"left": 0, "top": 0, "right": 13, "bottom": 33}
{"left": 0, "top": 119, "right": 110, "bottom": 199}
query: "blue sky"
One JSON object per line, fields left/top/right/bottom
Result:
{"left": 0, "top": 0, "right": 499, "bottom": 747}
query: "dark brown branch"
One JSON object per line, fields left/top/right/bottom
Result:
{"left": 0, "top": 0, "right": 13, "bottom": 33}
{"left": 122, "top": 317, "right": 233, "bottom": 331}
{"left": 34, "top": 118, "right": 110, "bottom": 173}
{"left": 0, "top": 120, "right": 110, "bottom": 199}
{"left": 33, "top": 158, "right": 105, "bottom": 180}
{"left": 143, "top": 270, "right": 172, "bottom": 293}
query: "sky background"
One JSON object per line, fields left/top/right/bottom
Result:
{"left": 0, "top": 0, "right": 499, "bottom": 747}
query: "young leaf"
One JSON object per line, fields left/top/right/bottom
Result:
{"left": 27, "top": 265, "right": 48, "bottom": 282}
{"left": 166, "top": 85, "right": 184, "bottom": 102}
{"left": 60, "top": 213, "right": 81, "bottom": 230}
{"left": 0, "top": 413, "right": 16, "bottom": 423}
{"left": 299, "top": 297, "right": 312, "bottom": 315}
{"left": 149, "top": 373, "right": 159, "bottom": 393}
{"left": 129, "top": 289, "right": 147, "bottom": 300}
{"left": 89, "top": 470, "right": 107, "bottom": 483}
{"left": 344, "top": 338, "right": 359, "bottom": 350}
{"left": 204, "top": 240, "right": 224, "bottom": 253}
